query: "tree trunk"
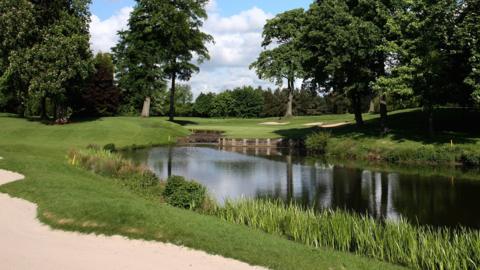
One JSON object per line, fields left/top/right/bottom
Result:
{"left": 285, "top": 79, "right": 294, "bottom": 118}
{"left": 425, "top": 104, "right": 434, "bottom": 137}
{"left": 169, "top": 73, "right": 176, "bottom": 121}
{"left": 141, "top": 97, "right": 151, "bottom": 117}
{"left": 40, "top": 96, "right": 48, "bottom": 120}
{"left": 353, "top": 94, "right": 364, "bottom": 127}
{"left": 380, "top": 93, "right": 388, "bottom": 134}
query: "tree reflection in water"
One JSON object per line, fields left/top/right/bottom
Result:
{"left": 124, "top": 146, "right": 480, "bottom": 229}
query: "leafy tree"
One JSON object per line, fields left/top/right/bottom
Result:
{"left": 230, "top": 86, "right": 264, "bottom": 118}
{"left": 382, "top": 0, "right": 462, "bottom": 135}
{"left": 261, "top": 88, "right": 286, "bottom": 117}
{"left": 1, "top": 0, "right": 93, "bottom": 120}
{"left": 302, "top": 0, "right": 388, "bottom": 126}
{"left": 113, "top": 1, "right": 167, "bottom": 117}
{"left": 167, "top": 84, "right": 194, "bottom": 116}
{"left": 193, "top": 92, "right": 216, "bottom": 117}
{"left": 114, "top": 0, "right": 212, "bottom": 119}
{"left": 250, "top": 9, "right": 306, "bottom": 117}
{"left": 78, "top": 53, "right": 120, "bottom": 116}
{"left": 211, "top": 91, "right": 234, "bottom": 118}
{"left": 457, "top": 0, "right": 480, "bottom": 105}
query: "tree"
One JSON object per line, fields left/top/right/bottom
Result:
{"left": 230, "top": 86, "right": 264, "bottom": 118}
{"left": 1, "top": 0, "right": 93, "bottom": 120}
{"left": 78, "top": 53, "right": 120, "bottom": 116}
{"left": 302, "top": 0, "right": 388, "bottom": 127}
{"left": 211, "top": 91, "right": 234, "bottom": 118}
{"left": 383, "top": 0, "right": 462, "bottom": 136}
{"left": 167, "top": 84, "right": 194, "bottom": 116}
{"left": 193, "top": 92, "right": 216, "bottom": 117}
{"left": 457, "top": 0, "right": 480, "bottom": 105}
{"left": 149, "top": 0, "right": 213, "bottom": 121}
{"left": 113, "top": 1, "right": 167, "bottom": 117}
{"left": 250, "top": 9, "right": 306, "bottom": 118}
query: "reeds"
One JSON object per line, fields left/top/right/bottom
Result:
{"left": 214, "top": 199, "right": 480, "bottom": 270}
{"left": 68, "top": 148, "right": 163, "bottom": 197}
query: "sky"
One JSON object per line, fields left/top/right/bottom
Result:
{"left": 89, "top": 0, "right": 313, "bottom": 96}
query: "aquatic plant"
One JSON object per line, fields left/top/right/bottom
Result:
{"left": 213, "top": 199, "right": 480, "bottom": 270}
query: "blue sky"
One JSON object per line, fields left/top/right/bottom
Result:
{"left": 90, "top": 0, "right": 312, "bottom": 21}
{"left": 89, "top": 0, "right": 313, "bottom": 95}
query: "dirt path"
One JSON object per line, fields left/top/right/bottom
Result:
{"left": 0, "top": 168, "right": 264, "bottom": 270}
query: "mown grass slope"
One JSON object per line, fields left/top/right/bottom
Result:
{"left": 0, "top": 114, "right": 405, "bottom": 270}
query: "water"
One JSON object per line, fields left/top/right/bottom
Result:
{"left": 125, "top": 146, "right": 480, "bottom": 229}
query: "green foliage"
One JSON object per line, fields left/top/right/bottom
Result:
{"left": 305, "top": 132, "right": 331, "bottom": 155}
{"left": 68, "top": 148, "right": 163, "bottom": 198}
{"left": 103, "top": 143, "right": 116, "bottom": 153}
{"left": 193, "top": 92, "right": 216, "bottom": 117}
{"left": 302, "top": 0, "right": 388, "bottom": 125}
{"left": 163, "top": 176, "right": 206, "bottom": 210}
{"left": 250, "top": 8, "right": 307, "bottom": 116}
{"left": 0, "top": 0, "right": 94, "bottom": 119}
{"left": 78, "top": 53, "right": 120, "bottom": 116}
{"left": 214, "top": 199, "right": 480, "bottom": 270}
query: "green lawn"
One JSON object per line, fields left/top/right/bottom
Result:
{"left": 174, "top": 108, "right": 480, "bottom": 166}
{"left": 0, "top": 114, "right": 405, "bottom": 270}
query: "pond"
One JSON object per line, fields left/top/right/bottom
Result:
{"left": 125, "top": 146, "right": 480, "bottom": 229}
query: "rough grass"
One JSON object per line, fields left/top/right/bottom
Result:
{"left": 0, "top": 115, "right": 405, "bottom": 270}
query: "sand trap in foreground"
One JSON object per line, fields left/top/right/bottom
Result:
{"left": 260, "top": 122, "right": 289, "bottom": 126}
{"left": 0, "top": 168, "right": 264, "bottom": 270}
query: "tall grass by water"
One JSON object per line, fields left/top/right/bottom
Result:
{"left": 213, "top": 199, "right": 480, "bottom": 270}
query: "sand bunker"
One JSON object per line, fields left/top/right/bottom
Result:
{"left": 303, "top": 122, "right": 324, "bottom": 127}
{"left": 321, "top": 122, "right": 350, "bottom": 128}
{"left": 0, "top": 168, "right": 264, "bottom": 270}
{"left": 259, "top": 122, "right": 290, "bottom": 126}
{"left": 303, "top": 122, "right": 350, "bottom": 128}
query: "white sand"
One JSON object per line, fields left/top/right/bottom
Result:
{"left": 0, "top": 168, "right": 264, "bottom": 270}
{"left": 321, "top": 122, "right": 350, "bottom": 128}
{"left": 303, "top": 122, "right": 324, "bottom": 127}
{"left": 259, "top": 122, "right": 289, "bottom": 126}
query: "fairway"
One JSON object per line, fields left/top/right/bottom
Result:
{"left": 0, "top": 115, "right": 405, "bottom": 270}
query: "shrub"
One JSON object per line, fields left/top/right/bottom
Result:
{"left": 305, "top": 132, "right": 331, "bottom": 154}
{"left": 459, "top": 151, "right": 480, "bottom": 167}
{"left": 163, "top": 176, "right": 206, "bottom": 210}
{"left": 103, "top": 143, "right": 116, "bottom": 152}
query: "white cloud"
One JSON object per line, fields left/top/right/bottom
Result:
{"left": 190, "top": 6, "right": 277, "bottom": 96}
{"left": 89, "top": 7, "right": 132, "bottom": 53}
{"left": 89, "top": 2, "right": 278, "bottom": 97}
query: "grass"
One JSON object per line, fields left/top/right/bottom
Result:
{"left": 214, "top": 199, "right": 480, "bottom": 270}
{"left": 0, "top": 114, "right": 405, "bottom": 270}
{"left": 174, "top": 108, "right": 480, "bottom": 166}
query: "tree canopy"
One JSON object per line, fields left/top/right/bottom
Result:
{"left": 250, "top": 8, "right": 306, "bottom": 117}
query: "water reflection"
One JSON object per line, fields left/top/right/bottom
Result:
{"left": 125, "top": 146, "right": 480, "bottom": 229}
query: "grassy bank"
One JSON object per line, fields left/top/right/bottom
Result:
{"left": 0, "top": 114, "right": 404, "bottom": 270}
{"left": 175, "top": 108, "right": 480, "bottom": 166}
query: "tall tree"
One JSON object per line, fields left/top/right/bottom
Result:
{"left": 1, "top": 0, "right": 93, "bottom": 120}
{"left": 302, "top": 0, "right": 386, "bottom": 126}
{"left": 384, "top": 0, "right": 460, "bottom": 136}
{"left": 114, "top": 0, "right": 212, "bottom": 119}
{"left": 156, "top": 0, "right": 213, "bottom": 121}
{"left": 250, "top": 9, "right": 306, "bottom": 118}
{"left": 113, "top": 1, "right": 167, "bottom": 117}
{"left": 457, "top": 0, "right": 480, "bottom": 105}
